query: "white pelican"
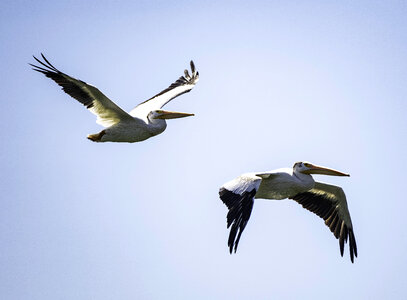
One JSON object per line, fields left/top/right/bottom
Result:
{"left": 30, "top": 54, "right": 199, "bottom": 142}
{"left": 219, "top": 162, "right": 358, "bottom": 262}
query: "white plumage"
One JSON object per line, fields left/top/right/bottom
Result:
{"left": 30, "top": 54, "right": 199, "bottom": 143}
{"left": 219, "top": 161, "right": 357, "bottom": 262}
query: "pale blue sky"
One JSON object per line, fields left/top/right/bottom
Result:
{"left": 1, "top": 0, "right": 406, "bottom": 299}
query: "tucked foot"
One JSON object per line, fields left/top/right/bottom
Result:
{"left": 87, "top": 130, "right": 106, "bottom": 142}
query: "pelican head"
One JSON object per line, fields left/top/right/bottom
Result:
{"left": 149, "top": 110, "right": 194, "bottom": 120}
{"left": 150, "top": 109, "right": 194, "bottom": 119}
{"left": 293, "top": 161, "right": 350, "bottom": 177}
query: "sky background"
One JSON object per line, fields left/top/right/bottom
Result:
{"left": 1, "top": 0, "right": 406, "bottom": 299}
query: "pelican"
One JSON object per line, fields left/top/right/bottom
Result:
{"left": 219, "top": 162, "right": 358, "bottom": 262}
{"left": 30, "top": 54, "right": 199, "bottom": 142}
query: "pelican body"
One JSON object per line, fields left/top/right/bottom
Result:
{"left": 30, "top": 54, "right": 199, "bottom": 143}
{"left": 219, "top": 162, "right": 358, "bottom": 262}
{"left": 86, "top": 110, "right": 193, "bottom": 143}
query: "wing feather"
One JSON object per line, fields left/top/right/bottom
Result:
{"left": 129, "top": 60, "right": 199, "bottom": 120}
{"left": 219, "top": 174, "right": 261, "bottom": 253}
{"left": 30, "top": 54, "right": 134, "bottom": 127}
{"left": 290, "top": 182, "right": 357, "bottom": 262}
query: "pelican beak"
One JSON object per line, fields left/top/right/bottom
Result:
{"left": 154, "top": 110, "right": 195, "bottom": 119}
{"left": 303, "top": 164, "right": 350, "bottom": 177}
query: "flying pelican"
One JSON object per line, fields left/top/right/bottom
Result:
{"left": 219, "top": 162, "right": 358, "bottom": 262}
{"left": 30, "top": 54, "right": 199, "bottom": 142}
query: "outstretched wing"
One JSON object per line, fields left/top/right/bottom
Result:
{"left": 219, "top": 174, "right": 261, "bottom": 253}
{"left": 129, "top": 60, "right": 199, "bottom": 121}
{"left": 30, "top": 54, "right": 134, "bottom": 127}
{"left": 290, "top": 182, "right": 358, "bottom": 262}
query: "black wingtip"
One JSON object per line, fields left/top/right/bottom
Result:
{"left": 219, "top": 187, "right": 236, "bottom": 209}
{"left": 184, "top": 69, "right": 191, "bottom": 80}
{"left": 190, "top": 60, "right": 198, "bottom": 77}
{"left": 220, "top": 187, "right": 256, "bottom": 254}
{"left": 349, "top": 229, "right": 357, "bottom": 263}
{"left": 40, "top": 53, "right": 59, "bottom": 71}
{"left": 30, "top": 53, "right": 61, "bottom": 73}
{"left": 340, "top": 240, "right": 345, "bottom": 257}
